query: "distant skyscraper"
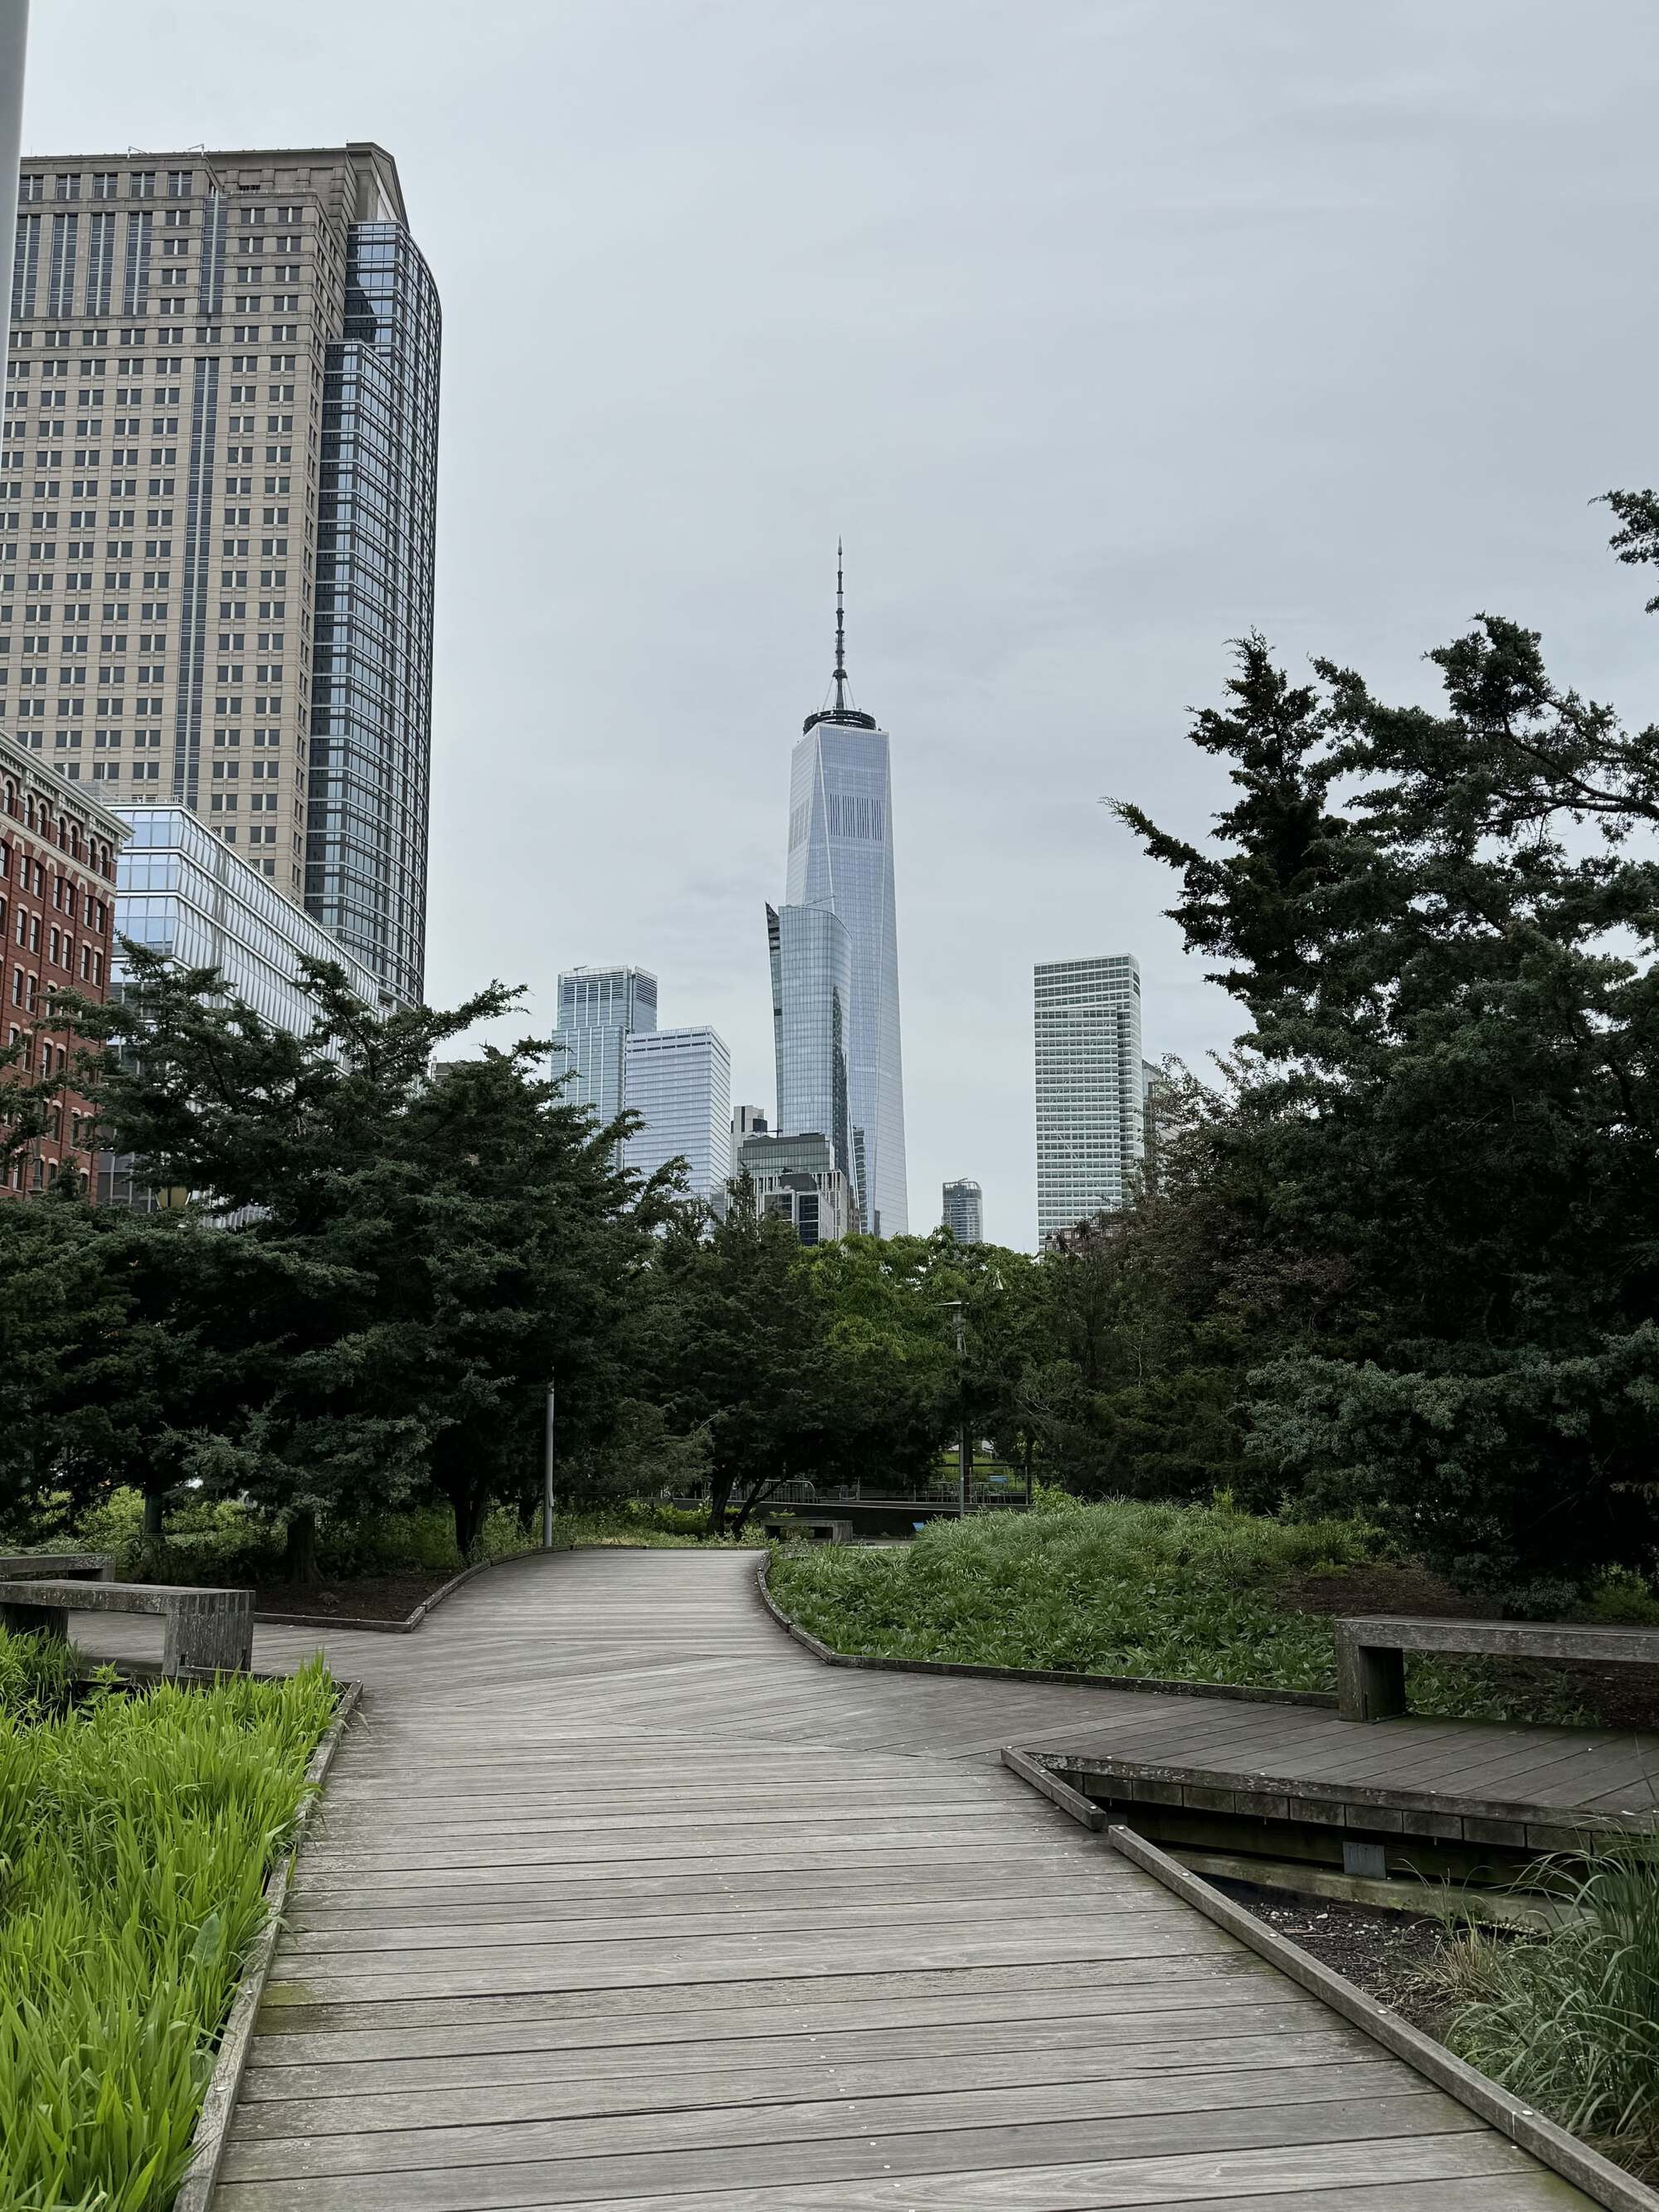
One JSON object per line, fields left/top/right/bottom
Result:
{"left": 1034, "top": 954, "right": 1145, "bottom": 1243}
{"left": 5, "top": 143, "right": 440, "bottom": 1004}
{"left": 1141, "top": 1057, "right": 1174, "bottom": 1191}
{"left": 767, "top": 900, "right": 851, "bottom": 1187}
{"left": 552, "top": 965, "right": 656, "bottom": 1130}
{"left": 781, "top": 548, "right": 907, "bottom": 1233}
{"left": 942, "top": 1179, "right": 983, "bottom": 1245}
{"left": 623, "top": 1026, "right": 731, "bottom": 1213}
{"left": 732, "top": 1103, "right": 769, "bottom": 1151}
{"left": 737, "top": 1129, "right": 855, "bottom": 1246}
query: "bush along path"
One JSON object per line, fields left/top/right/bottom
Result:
{"left": 764, "top": 1496, "right": 1659, "bottom": 1728}
{"left": 0, "top": 1641, "right": 337, "bottom": 2212}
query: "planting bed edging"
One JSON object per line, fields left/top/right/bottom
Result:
{"left": 172, "top": 1675, "right": 362, "bottom": 2212}
{"left": 254, "top": 1549, "right": 514, "bottom": 1634}
{"left": 1105, "top": 1818, "right": 1659, "bottom": 2212}
{"left": 753, "top": 1552, "right": 1338, "bottom": 1709}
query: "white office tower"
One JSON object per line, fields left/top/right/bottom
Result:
{"left": 552, "top": 965, "right": 656, "bottom": 1127}
{"left": 1034, "top": 954, "right": 1145, "bottom": 1242}
{"left": 781, "top": 548, "right": 907, "bottom": 1233}
{"left": 623, "top": 1025, "right": 731, "bottom": 1213}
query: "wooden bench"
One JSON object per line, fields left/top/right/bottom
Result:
{"left": 1335, "top": 1612, "right": 1659, "bottom": 1722}
{"left": 0, "top": 1579, "right": 254, "bottom": 1675}
{"left": 761, "top": 1514, "right": 854, "bottom": 1544}
{"left": 0, "top": 1551, "right": 114, "bottom": 1582}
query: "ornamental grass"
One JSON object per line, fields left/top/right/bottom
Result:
{"left": 0, "top": 1641, "right": 335, "bottom": 2211}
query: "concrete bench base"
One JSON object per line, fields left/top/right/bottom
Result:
{"left": 0, "top": 1579, "right": 254, "bottom": 1675}
{"left": 1335, "top": 1612, "right": 1659, "bottom": 1721}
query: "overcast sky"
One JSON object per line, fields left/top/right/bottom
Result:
{"left": 30, "top": 2, "right": 1659, "bottom": 1247}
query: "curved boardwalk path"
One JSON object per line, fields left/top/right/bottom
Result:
{"left": 95, "top": 1548, "right": 1605, "bottom": 2210}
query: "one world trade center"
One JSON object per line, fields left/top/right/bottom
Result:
{"left": 776, "top": 547, "right": 908, "bottom": 1235}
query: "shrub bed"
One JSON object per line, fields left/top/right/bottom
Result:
{"left": 765, "top": 1495, "right": 1658, "bottom": 1725}
{"left": 0, "top": 1640, "right": 336, "bottom": 2211}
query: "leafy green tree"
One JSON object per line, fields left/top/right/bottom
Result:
{"left": 640, "top": 1184, "right": 861, "bottom": 1534}
{"left": 1114, "top": 524, "right": 1659, "bottom": 1591}
{"left": 66, "top": 952, "right": 671, "bottom": 1568}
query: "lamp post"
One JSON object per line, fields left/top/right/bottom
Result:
{"left": 940, "top": 1299, "right": 970, "bottom": 1519}
{"left": 542, "top": 1373, "right": 557, "bottom": 1550}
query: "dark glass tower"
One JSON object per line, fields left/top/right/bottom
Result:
{"left": 307, "top": 216, "right": 440, "bottom": 1005}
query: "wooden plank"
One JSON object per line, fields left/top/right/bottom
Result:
{"left": 238, "top": 1997, "right": 1330, "bottom": 2099}
{"left": 453, "top": 2138, "right": 1594, "bottom": 2212}
{"left": 213, "top": 2093, "right": 1478, "bottom": 2211}
{"left": 221, "top": 2062, "right": 1428, "bottom": 2180}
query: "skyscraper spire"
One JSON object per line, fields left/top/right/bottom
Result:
{"left": 833, "top": 537, "right": 848, "bottom": 712}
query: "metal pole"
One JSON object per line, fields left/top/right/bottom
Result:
{"left": 542, "top": 1374, "right": 557, "bottom": 1550}
{"left": 948, "top": 1301, "right": 970, "bottom": 1519}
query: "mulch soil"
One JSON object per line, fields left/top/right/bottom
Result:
{"left": 1281, "top": 1561, "right": 1659, "bottom": 1732}
{"left": 251, "top": 1571, "right": 450, "bottom": 1622}
{"left": 1223, "top": 1888, "right": 1457, "bottom": 2037}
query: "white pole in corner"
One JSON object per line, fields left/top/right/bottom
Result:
{"left": 0, "top": 1, "right": 30, "bottom": 361}
{"left": 542, "top": 1373, "right": 557, "bottom": 1549}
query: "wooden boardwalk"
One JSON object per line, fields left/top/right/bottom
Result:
{"left": 81, "top": 1549, "right": 1630, "bottom": 2208}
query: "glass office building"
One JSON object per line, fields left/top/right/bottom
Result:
{"left": 1034, "top": 954, "right": 1145, "bottom": 1243}
{"left": 766, "top": 900, "right": 851, "bottom": 1190}
{"left": 781, "top": 563, "right": 907, "bottom": 1234}
{"left": 623, "top": 1025, "right": 731, "bottom": 1213}
{"left": 942, "top": 1179, "right": 983, "bottom": 1245}
{"left": 552, "top": 965, "right": 657, "bottom": 1131}
{"left": 111, "top": 804, "right": 382, "bottom": 1032}
{"left": 307, "top": 213, "right": 441, "bottom": 1007}
{"left": 7, "top": 144, "right": 439, "bottom": 1005}
{"left": 737, "top": 1129, "right": 854, "bottom": 1246}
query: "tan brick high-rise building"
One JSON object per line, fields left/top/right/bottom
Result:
{"left": 4, "top": 144, "right": 439, "bottom": 1004}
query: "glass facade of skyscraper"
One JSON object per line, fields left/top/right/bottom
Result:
{"left": 784, "top": 715, "right": 907, "bottom": 1235}
{"left": 942, "top": 1179, "right": 983, "bottom": 1244}
{"left": 1034, "top": 954, "right": 1145, "bottom": 1242}
{"left": 307, "top": 218, "right": 441, "bottom": 1007}
{"left": 552, "top": 965, "right": 657, "bottom": 1131}
{"left": 112, "top": 804, "right": 382, "bottom": 1031}
{"left": 766, "top": 900, "right": 851, "bottom": 1187}
{"left": 623, "top": 1025, "right": 731, "bottom": 1213}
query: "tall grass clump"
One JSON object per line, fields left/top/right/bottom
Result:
{"left": 0, "top": 1641, "right": 336, "bottom": 2212}
{"left": 1431, "top": 1840, "right": 1659, "bottom": 2175}
{"left": 767, "top": 1493, "right": 1376, "bottom": 1688}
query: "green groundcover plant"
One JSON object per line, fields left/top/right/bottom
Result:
{"left": 766, "top": 1494, "right": 1628, "bottom": 1722}
{"left": 0, "top": 1641, "right": 336, "bottom": 2212}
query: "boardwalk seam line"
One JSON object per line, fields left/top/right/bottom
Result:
{"left": 752, "top": 1552, "right": 1337, "bottom": 1708}
{"left": 1105, "top": 1818, "right": 1659, "bottom": 2212}
{"left": 174, "top": 1675, "right": 362, "bottom": 2212}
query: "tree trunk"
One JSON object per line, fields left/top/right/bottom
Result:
{"left": 450, "top": 1484, "right": 487, "bottom": 1560}
{"left": 143, "top": 1486, "right": 165, "bottom": 1543}
{"left": 283, "top": 1506, "right": 319, "bottom": 1585}
{"left": 728, "top": 1475, "right": 784, "bottom": 1539}
{"left": 706, "top": 1474, "right": 734, "bottom": 1539}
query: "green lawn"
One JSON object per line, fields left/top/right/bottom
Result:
{"left": 765, "top": 1495, "right": 1611, "bottom": 1724}
{"left": 0, "top": 1640, "right": 337, "bottom": 2211}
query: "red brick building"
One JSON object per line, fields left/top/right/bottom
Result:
{"left": 0, "top": 729, "right": 126, "bottom": 1197}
